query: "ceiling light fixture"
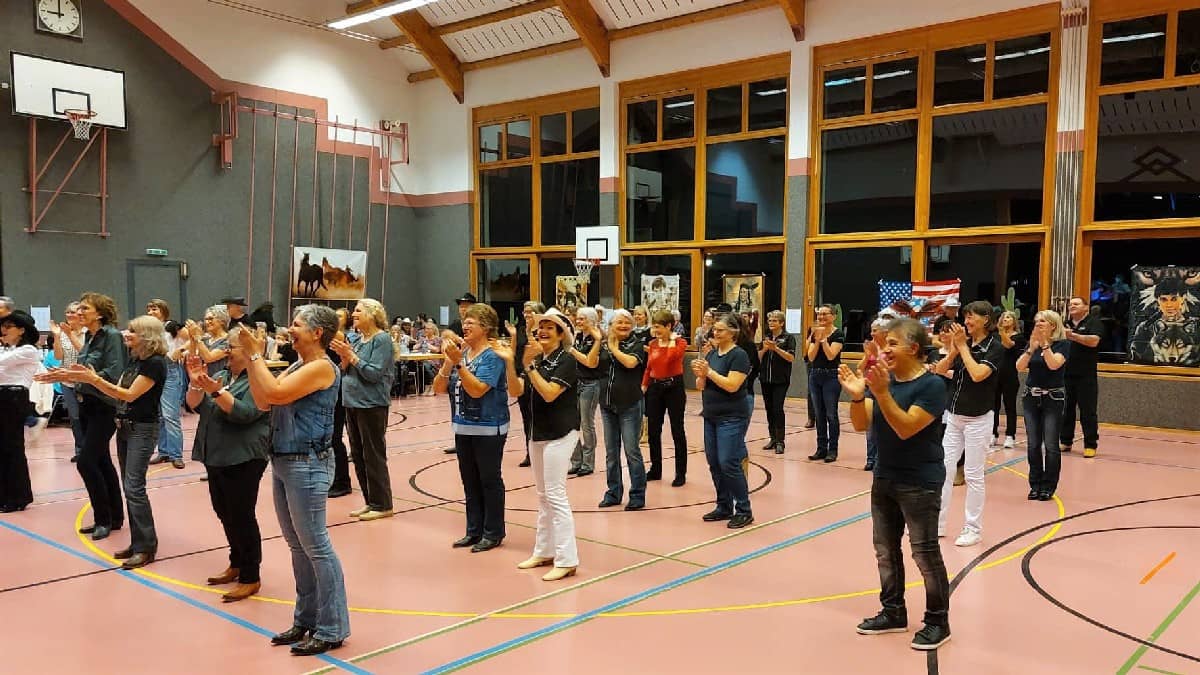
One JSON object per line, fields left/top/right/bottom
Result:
{"left": 1102, "top": 31, "right": 1165, "bottom": 44}
{"left": 664, "top": 100, "right": 695, "bottom": 109}
{"left": 873, "top": 69, "right": 912, "bottom": 80}
{"left": 327, "top": 0, "right": 437, "bottom": 30}
{"left": 755, "top": 88, "right": 787, "bottom": 96}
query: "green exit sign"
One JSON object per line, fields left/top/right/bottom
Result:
{"left": 145, "top": 248, "right": 168, "bottom": 257}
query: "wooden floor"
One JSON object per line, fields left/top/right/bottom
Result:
{"left": 2, "top": 393, "right": 1198, "bottom": 675}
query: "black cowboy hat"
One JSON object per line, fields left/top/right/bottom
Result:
{"left": 1, "top": 310, "right": 40, "bottom": 346}
{"left": 221, "top": 296, "right": 248, "bottom": 306}
{"left": 454, "top": 292, "right": 478, "bottom": 305}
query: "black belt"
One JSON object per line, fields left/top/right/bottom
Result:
{"left": 0, "top": 385, "right": 29, "bottom": 392}
{"left": 650, "top": 376, "right": 680, "bottom": 385}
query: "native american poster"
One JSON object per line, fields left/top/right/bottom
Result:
{"left": 1127, "top": 265, "right": 1200, "bottom": 367}
{"left": 641, "top": 274, "right": 680, "bottom": 315}
{"left": 723, "top": 274, "right": 764, "bottom": 342}
{"left": 878, "top": 279, "right": 961, "bottom": 332}
{"left": 555, "top": 275, "right": 588, "bottom": 311}
{"left": 292, "top": 247, "right": 367, "bottom": 300}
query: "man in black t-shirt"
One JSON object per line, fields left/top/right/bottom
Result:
{"left": 1061, "top": 297, "right": 1101, "bottom": 457}
{"left": 448, "top": 292, "right": 475, "bottom": 338}
{"left": 221, "top": 297, "right": 256, "bottom": 330}
{"left": 839, "top": 318, "right": 950, "bottom": 651}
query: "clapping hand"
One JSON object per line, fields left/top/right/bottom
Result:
{"left": 236, "top": 325, "right": 263, "bottom": 354}
{"left": 863, "top": 362, "right": 892, "bottom": 398}
{"left": 810, "top": 326, "right": 827, "bottom": 342}
{"left": 587, "top": 323, "right": 603, "bottom": 341}
{"left": 691, "top": 357, "right": 710, "bottom": 379}
{"left": 330, "top": 337, "right": 354, "bottom": 362}
{"left": 185, "top": 354, "right": 207, "bottom": 381}
{"left": 443, "top": 339, "right": 463, "bottom": 364}
{"left": 62, "top": 363, "right": 99, "bottom": 384}
{"left": 504, "top": 321, "right": 517, "bottom": 340}
{"left": 948, "top": 323, "right": 968, "bottom": 351}
{"left": 837, "top": 364, "right": 865, "bottom": 400}
{"left": 191, "top": 371, "right": 222, "bottom": 395}
{"left": 490, "top": 338, "right": 514, "bottom": 363}
{"left": 185, "top": 320, "right": 203, "bottom": 340}
{"left": 864, "top": 340, "right": 879, "bottom": 358}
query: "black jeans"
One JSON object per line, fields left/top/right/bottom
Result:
{"left": 77, "top": 397, "right": 123, "bottom": 528}
{"left": 0, "top": 387, "right": 33, "bottom": 510}
{"left": 116, "top": 420, "right": 159, "bottom": 553}
{"left": 329, "top": 399, "right": 351, "bottom": 492}
{"left": 346, "top": 406, "right": 392, "bottom": 510}
{"left": 1024, "top": 390, "right": 1064, "bottom": 494}
{"left": 992, "top": 369, "right": 1019, "bottom": 438}
{"left": 803, "top": 362, "right": 815, "bottom": 422}
{"left": 1061, "top": 374, "right": 1099, "bottom": 449}
{"left": 870, "top": 477, "right": 949, "bottom": 627}
{"left": 207, "top": 459, "right": 267, "bottom": 583}
{"left": 645, "top": 378, "right": 687, "bottom": 479}
{"left": 761, "top": 381, "right": 789, "bottom": 446}
{"left": 455, "top": 433, "right": 507, "bottom": 541}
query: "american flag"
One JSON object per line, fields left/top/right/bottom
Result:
{"left": 878, "top": 280, "right": 912, "bottom": 310}
{"left": 878, "top": 279, "right": 961, "bottom": 329}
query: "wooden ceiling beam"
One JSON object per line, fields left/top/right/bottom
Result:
{"left": 777, "top": 0, "right": 805, "bottom": 41}
{"left": 554, "top": 0, "right": 610, "bottom": 76}
{"left": 390, "top": 10, "right": 465, "bottom": 103}
{"left": 408, "top": 40, "right": 583, "bottom": 82}
{"left": 368, "top": 0, "right": 560, "bottom": 49}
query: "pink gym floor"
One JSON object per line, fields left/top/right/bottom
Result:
{"left": 2, "top": 393, "right": 1198, "bottom": 675}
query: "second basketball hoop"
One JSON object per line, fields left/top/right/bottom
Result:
{"left": 64, "top": 108, "right": 98, "bottom": 140}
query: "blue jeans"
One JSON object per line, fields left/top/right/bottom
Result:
{"left": 601, "top": 402, "right": 646, "bottom": 506}
{"left": 117, "top": 420, "right": 159, "bottom": 553}
{"left": 1023, "top": 390, "right": 1064, "bottom": 495}
{"left": 61, "top": 386, "right": 84, "bottom": 456}
{"left": 703, "top": 415, "right": 751, "bottom": 516}
{"left": 157, "top": 362, "right": 184, "bottom": 461}
{"left": 571, "top": 379, "right": 601, "bottom": 473}
{"left": 272, "top": 452, "right": 350, "bottom": 642}
{"left": 809, "top": 368, "right": 842, "bottom": 456}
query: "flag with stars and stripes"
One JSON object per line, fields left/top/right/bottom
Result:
{"left": 878, "top": 280, "right": 912, "bottom": 310}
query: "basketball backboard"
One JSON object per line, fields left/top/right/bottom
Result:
{"left": 575, "top": 225, "right": 619, "bottom": 265}
{"left": 10, "top": 52, "right": 127, "bottom": 129}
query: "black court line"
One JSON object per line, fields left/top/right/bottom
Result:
{"left": 928, "top": 492, "right": 1200, "bottom": 674}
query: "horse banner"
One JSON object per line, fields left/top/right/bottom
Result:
{"left": 1128, "top": 265, "right": 1200, "bottom": 367}
{"left": 292, "top": 246, "right": 368, "bottom": 300}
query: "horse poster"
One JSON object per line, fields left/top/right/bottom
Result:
{"left": 292, "top": 246, "right": 368, "bottom": 300}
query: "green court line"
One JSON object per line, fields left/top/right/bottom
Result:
{"left": 1135, "top": 665, "right": 1184, "bottom": 675}
{"left": 1117, "top": 578, "right": 1200, "bottom": 675}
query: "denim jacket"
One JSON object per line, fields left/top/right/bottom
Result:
{"left": 449, "top": 347, "right": 509, "bottom": 436}
{"left": 271, "top": 357, "right": 341, "bottom": 456}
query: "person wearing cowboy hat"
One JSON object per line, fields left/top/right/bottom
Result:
{"left": 0, "top": 310, "right": 41, "bottom": 512}
{"left": 221, "top": 297, "right": 255, "bottom": 330}
{"left": 496, "top": 307, "right": 581, "bottom": 581}
{"left": 449, "top": 292, "right": 477, "bottom": 338}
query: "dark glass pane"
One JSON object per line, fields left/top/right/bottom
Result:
{"left": 476, "top": 258, "right": 530, "bottom": 324}
{"left": 1090, "top": 237, "right": 1200, "bottom": 362}
{"left": 871, "top": 58, "right": 919, "bottom": 112}
{"left": 627, "top": 100, "right": 657, "bottom": 145}
{"left": 748, "top": 78, "right": 787, "bottom": 130}
{"left": 541, "top": 158, "right": 600, "bottom": 245}
{"left": 479, "top": 123, "right": 502, "bottom": 163}
{"left": 707, "top": 85, "right": 743, "bottom": 135}
{"left": 705, "top": 137, "right": 786, "bottom": 239}
{"left": 1100, "top": 15, "right": 1167, "bottom": 85}
{"left": 815, "top": 247, "right": 911, "bottom": 351}
{"left": 934, "top": 44, "right": 986, "bottom": 106}
{"left": 930, "top": 104, "right": 1047, "bottom": 229}
{"left": 626, "top": 148, "right": 696, "bottom": 242}
{"left": 541, "top": 257, "right": 605, "bottom": 310}
{"left": 924, "top": 242, "right": 1041, "bottom": 326}
{"left": 994, "top": 33, "right": 1051, "bottom": 98}
{"left": 1177, "top": 9, "right": 1200, "bottom": 77}
{"left": 540, "top": 113, "right": 567, "bottom": 157}
{"left": 663, "top": 94, "right": 695, "bottom": 140}
{"left": 823, "top": 66, "right": 866, "bottom": 119}
{"left": 624, "top": 255, "right": 692, "bottom": 336}
{"left": 703, "top": 251, "right": 783, "bottom": 342}
{"left": 479, "top": 166, "right": 532, "bottom": 247}
{"left": 1095, "top": 87, "right": 1200, "bottom": 221}
{"left": 506, "top": 119, "right": 531, "bottom": 159}
{"left": 820, "top": 120, "right": 918, "bottom": 233}
{"left": 572, "top": 107, "right": 601, "bottom": 152}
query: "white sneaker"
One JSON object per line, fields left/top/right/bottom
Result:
{"left": 991, "top": 435, "right": 999, "bottom": 447}
{"left": 25, "top": 416, "right": 49, "bottom": 444}
{"left": 1003, "top": 436, "right": 1015, "bottom": 449}
{"left": 955, "top": 530, "right": 982, "bottom": 547}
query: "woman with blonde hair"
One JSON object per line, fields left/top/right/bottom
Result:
{"left": 330, "top": 299, "right": 395, "bottom": 521}
{"left": 61, "top": 315, "right": 170, "bottom": 568}
{"left": 146, "top": 299, "right": 188, "bottom": 469}
{"left": 1016, "top": 310, "right": 1069, "bottom": 501}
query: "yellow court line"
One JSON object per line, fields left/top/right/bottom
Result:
{"left": 1140, "top": 552, "right": 1177, "bottom": 585}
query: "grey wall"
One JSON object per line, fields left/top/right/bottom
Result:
{"left": 0, "top": 1, "right": 449, "bottom": 325}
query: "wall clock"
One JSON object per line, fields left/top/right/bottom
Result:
{"left": 36, "top": 0, "right": 84, "bottom": 39}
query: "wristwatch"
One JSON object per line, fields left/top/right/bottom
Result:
{"left": 250, "top": 353, "right": 262, "bottom": 362}
{"left": 212, "top": 387, "right": 229, "bottom": 398}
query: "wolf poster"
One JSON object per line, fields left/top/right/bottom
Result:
{"left": 1127, "top": 265, "right": 1200, "bottom": 367}
{"left": 292, "top": 247, "right": 368, "bottom": 300}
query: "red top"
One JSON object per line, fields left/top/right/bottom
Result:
{"left": 642, "top": 336, "right": 688, "bottom": 387}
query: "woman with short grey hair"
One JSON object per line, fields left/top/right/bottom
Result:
{"left": 187, "top": 305, "right": 231, "bottom": 376}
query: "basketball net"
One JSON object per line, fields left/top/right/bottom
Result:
{"left": 64, "top": 109, "right": 97, "bottom": 140}
{"left": 573, "top": 259, "right": 598, "bottom": 285}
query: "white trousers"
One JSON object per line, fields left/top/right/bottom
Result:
{"left": 939, "top": 411, "right": 990, "bottom": 535}
{"left": 530, "top": 430, "right": 580, "bottom": 568}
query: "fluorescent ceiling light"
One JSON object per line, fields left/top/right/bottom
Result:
{"left": 1102, "top": 31, "right": 1165, "bottom": 44}
{"left": 825, "top": 76, "right": 866, "bottom": 87}
{"left": 328, "top": 0, "right": 436, "bottom": 29}
{"left": 664, "top": 100, "right": 694, "bottom": 108}
{"left": 755, "top": 88, "right": 787, "bottom": 96}
{"left": 873, "top": 69, "right": 912, "bottom": 80}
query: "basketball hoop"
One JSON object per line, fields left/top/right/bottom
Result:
{"left": 573, "top": 258, "right": 599, "bottom": 285}
{"left": 64, "top": 109, "right": 98, "bottom": 140}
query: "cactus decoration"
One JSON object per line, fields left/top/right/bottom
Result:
{"left": 1000, "top": 287, "right": 1020, "bottom": 319}
{"left": 833, "top": 303, "right": 844, "bottom": 329}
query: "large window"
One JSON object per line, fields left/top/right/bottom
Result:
{"left": 815, "top": 246, "right": 912, "bottom": 351}
{"left": 925, "top": 241, "right": 1042, "bottom": 323}
{"left": 626, "top": 148, "right": 696, "bottom": 242}
{"left": 706, "top": 138, "right": 786, "bottom": 238}
{"left": 821, "top": 121, "right": 918, "bottom": 233}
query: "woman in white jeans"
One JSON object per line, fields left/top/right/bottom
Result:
{"left": 932, "top": 300, "right": 1006, "bottom": 547}
{"left": 498, "top": 307, "right": 580, "bottom": 581}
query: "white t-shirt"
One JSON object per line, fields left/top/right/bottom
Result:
{"left": 0, "top": 345, "right": 43, "bottom": 387}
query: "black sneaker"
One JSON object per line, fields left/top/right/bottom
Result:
{"left": 701, "top": 509, "right": 732, "bottom": 522}
{"left": 856, "top": 611, "right": 908, "bottom": 635}
{"left": 910, "top": 623, "right": 951, "bottom": 650}
{"left": 727, "top": 513, "right": 754, "bottom": 529}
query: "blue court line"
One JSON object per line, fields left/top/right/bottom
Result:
{"left": 423, "top": 455, "right": 1028, "bottom": 674}
{"left": 0, "top": 519, "right": 373, "bottom": 675}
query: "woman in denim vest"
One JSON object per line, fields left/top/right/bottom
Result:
{"left": 240, "top": 305, "right": 349, "bottom": 657}
{"left": 434, "top": 303, "right": 509, "bottom": 553}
